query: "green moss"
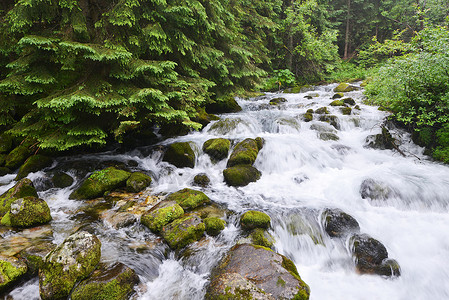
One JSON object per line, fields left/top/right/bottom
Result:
{"left": 161, "top": 215, "right": 206, "bottom": 250}
{"left": 204, "top": 217, "right": 226, "bottom": 236}
{"left": 0, "top": 257, "right": 28, "bottom": 292}
{"left": 166, "top": 188, "right": 210, "bottom": 210}
{"left": 193, "top": 173, "right": 210, "bottom": 187}
{"left": 330, "top": 100, "right": 344, "bottom": 106}
{"left": 255, "top": 137, "right": 264, "bottom": 150}
{"left": 203, "top": 138, "right": 231, "bottom": 162}
{"left": 332, "top": 93, "right": 344, "bottom": 99}
{"left": 319, "top": 115, "right": 339, "bottom": 129}
{"left": 0, "top": 178, "right": 38, "bottom": 217}
{"left": 223, "top": 165, "right": 261, "bottom": 187}
{"left": 249, "top": 228, "right": 274, "bottom": 248}
{"left": 141, "top": 202, "right": 184, "bottom": 232}
{"left": 0, "top": 212, "right": 11, "bottom": 226}
{"left": 16, "top": 155, "right": 53, "bottom": 180}
{"left": 5, "top": 145, "right": 32, "bottom": 170}
{"left": 7, "top": 197, "right": 52, "bottom": 228}
{"left": 240, "top": 211, "right": 271, "bottom": 230}
{"left": 340, "top": 107, "right": 352, "bottom": 115}
{"left": 227, "top": 138, "right": 260, "bottom": 167}
{"left": 126, "top": 172, "right": 152, "bottom": 193}
{"left": 315, "top": 107, "right": 329, "bottom": 114}
{"left": 69, "top": 167, "right": 131, "bottom": 200}
{"left": 281, "top": 256, "right": 310, "bottom": 300}
{"left": 277, "top": 276, "right": 286, "bottom": 287}
{"left": 162, "top": 142, "right": 196, "bottom": 168}
{"left": 269, "top": 97, "right": 287, "bottom": 105}
{"left": 334, "top": 83, "right": 357, "bottom": 93}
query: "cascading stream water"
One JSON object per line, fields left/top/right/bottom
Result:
{"left": 2, "top": 82, "right": 449, "bottom": 299}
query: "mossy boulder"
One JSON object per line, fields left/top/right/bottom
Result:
{"left": 204, "top": 217, "right": 226, "bottom": 236}
{"left": 16, "top": 155, "right": 53, "bottom": 180}
{"left": 141, "top": 200, "right": 184, "bottom": 233}
{"left": 69, "top": 167, "right": 131, "bottom": 200}
{"left": 205, "top": 244, "right": 310, "bottom": 300}
{"left": 342, "top": 97, "right": 356, "bottom": 106}
{"left": 165, "top": 188, "right": 210, "bottom": 210}
{"left": 39, "top": 231, "right": 102, "bottom": 300}
{"left": 240, "top": 210, "right": 271, "bottom": 230}
{"left": 0, "top": 133, "right": 13, "bottom": 154}
{"left": 315, "top": 107, "right": 329, "bottom": 114}
{"left": 365, "top": 127, "right": 395, "bottom": 150}
{"left": 0, "top": 255, "right": 28, "bottom": 293}
{"left": 1, "top": 196, "right": 51, "bottom": 228}
{"left": 193, "top": 173, "right": 210, "bottom": 187}
{"left": 334, "top": 83, "right": 358, "bottom": 93}
{"left": 5, "top": 145, "right": 32, "bottom": 170}
{"left": 303, "top": 112, "right": 313, "bottom": 122}
{"left": 206, "top": 96, "right": 242, "bottom": 114}
{"left": 269, "top": 97, "right": 287, "bottom": 105}
{"left": 330, "top": 100, "right": 344, "bottom": 106}
{"left": 350, "top": 234, "right": 400, "bottom": 277}
{"left": 340, "top": 107, "right": 352, "bottom": 115}
{"left": 161, "top": 214, "right": 205, "bottom": 250}
{"left": 192, "top": 108, "right": 220, "bottom": 128}
{"left": 52, "top": 172, "right": 74, "bottom": 188}
{"left": 223, "top": 165, "right": 261, "bottom": 187}
{"left": 0, "top": 178, "right": 38, "bottom": 217}
{"left": 17, "top": 242, "right": 56, "bottom": 276}
{"left": 203, "top": 138, "right": 230, "bottom": 162}
{"left": 332, "top": 93, "right": 344, "bottom": 99}
{"left": 319, "top": 132, "right": 339, "bottom": 141}
{"left": 322, "top": 208, "right": 360, "bottom": 238}
{"left": 319, "top": 115, "right": 340, "bottom": 129}
{"left": 227, "top": 138, "right": 261, "bottom": 167}
{"left": 71, "top": 262, "right": 139, "bottom": 300}
{"left": 126, "top": 172, "right": 152, "bottom": 193}
{"left": 162, "top": 142, "right": 196, "bottom": 168}
{"left": 249, "top": 228, "right": 275, "bottom": 248}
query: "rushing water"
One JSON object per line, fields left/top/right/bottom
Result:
{"left": 3, "top": 83, "right": 449, "bottom": 299}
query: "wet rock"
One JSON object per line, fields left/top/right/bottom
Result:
{"left": 0, "top": 133, "right": 13, "bottom": 154}
{"left": 240, "top": 210, "right": 271, "bottom": 230}
{"left": 162, "top": 142, "right": 196, "bottom": 168}
{"left": 330, "top": 100, "right": 344, "bottom": 106}
{"left": 165, "top": 188, "right": 210, "bottom": 210}
{"left": 5, "top": 145, "right": 32, "bottom": 170}
{"left": 192, "top": 108, "right": 220, "bottom": 129}
{"left": 17, "top": 242, "right": 56, "bottom": 276}
{"left": 161, "top": 214, "right": 205, "bottom": 250}
{"left": 310, "top": 123, "right": 336, "bottom": 133}
{"left": 319, "top": 132, "right": 339, "bottom": 141}
{"left": 285, "top": 213, "right": 323, "bottom": 245}
{"left": 206, "top": 96, "right": 242, "bottom": 114}
{"left": 249, "top": 228, "right": 275, "bottom": 248}
{"left": 203, "top": 138, "right": 230, "bottom": 162}
{"left": 319, "top": 115, "right": 340, "bottom": 129}
{"left": 141, "top": 200, "right": 184, "bottom": 233}
{"left": 315, "top": 107, "right": 329, "bottom": 114}
{"left": 16, "top": 155, "right": 53, "bottom": 180}
{"left": 223, "top": 165, "right": 261, "bottom": 187}
{"left": 340, "top": 107, "right": 352, "bottom": 115}
{"left": 205, "top": 244, "right": 310, "bottom": 300}
{"left": 39, "top": 231, "right": 102, "bottom": 300}
{"left": 269, "top": 97, "right": 287, "bottom": 105}
{"left": 334, "top": 83, "right": 358, "bottom": 93}
{"left": 365, "top": 127, "right": 395, "bottom": 150}
{"left": 71, "top": 262, "right": 139, "bottom": 300}
{"left": 0, "top": 178, "right": 38, "bottom": 217}
{"left": 332, "top": 93, "right": 344, "bottom": 99}
{"left": 51, "top": 172, "right": 74, "bottom": 188}
{"left": 354, "top": 105, "right": 361, "bottom": 110}
{"left": 350, "top": 234, "right": 400, "bottom": 277}
{"left": 227, "top": 138, "right": 261, "bottom": 168}
{"left": 102, "top": 211, "right": 137, "bottom": 229}
{"left": 342, "top": 97, "right": 356, "bottom": 106}
{"left": 303, "top": 112, "right": 313, "bottom": 122}
{"left": 204, "top": 217, "right": 226, "bottom": 236}
{"left": 322, "top": 208, "right": 360, "bottom": 238}
{"left": 126, "top": 172, "right": 152, "bottom": 193}
{"left": 193, "top": 173, "right": 210, "bottom": 187}
{"left": 360, "top": 178, "right": 396, "bottom": 200}
{"left": 192, "top": 203, "right": 228, "bottom": 219}
{"left": 0, "top": 254, "right": 28, "bottom": 293}
{"left": 0, "top": 196, "right": 51, "bottom": 228}
{"left": 69, "top": 167, "right": 131, "bottom": 200}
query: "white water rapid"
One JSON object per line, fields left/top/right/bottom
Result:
{"left": 2, "top": 82, "right": 449, "bottom": 300}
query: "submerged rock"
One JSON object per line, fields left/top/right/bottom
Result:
{"left": 1, "top": 196, "right": 52, "bottom": 228}
{"left": 203, "top": 138, "right": 230, "bottom": 162}
{"left": 205, "top": 244, "right": 310, "bottom": 300}
{"left": 223, "top": 165, "right": 261, "bottom": 187}
{"left": 16, "top": 155, "right": 53, "bottom": 180}
{"left": 360, "top": 178, "right": 397, "bottom": 200}
{"left": 319, "top": 132, "right": 339, "bottom": 141}
{"left": 0, "top": 178, "right": 38, "bottom": 217}
{"left": 227, "top": 138, "right": 261, "bottom": 167}
{"left": 126, "top": 172, "right": 152, "bottom": 193}
{"left": 69, "top": 167, "right": 131, "bottom": 200}
{"left": 240, "top": 210, "right": 271, "bottom": 230}
{"left": 161, "top": 214, "right": 205, "bottom": 250}
{"left": 39, "top": 231, "right": 102, "bottom": 300}
{"left": 71, "top": 262, "right": 139, "bottom": 300}
{"left": 322, "top": 208, "right": 360, "bottom": 238}
{"left": 0, "top": 254, "right": 28, "bottom": 293}
{"left": 141, "top": 200, "right": 184, "bottom": 233}
{"left": 209, "top": 118, "right": 248, "bottom": 135}
{"left": 165, "top": 188, "right": 210, "bottom": 210}
{"left": 162, "top": 142, "right": 196, "bottom": 168}
{"left": 350, "top": 234, "right": 400, "bottom": 277}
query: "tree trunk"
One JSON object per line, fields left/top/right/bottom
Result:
{"left": 344, "top": 0, "right": 351, "bottom": 59}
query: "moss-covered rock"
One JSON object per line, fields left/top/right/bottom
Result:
{"left": 193, "top": 173, "right": 210, "bottom": 187}
{"left": 1, "top": 196, "right": 51, "bottom": 228}
{"left": 269, "top": 97, "right": 287, "bottom": 105}
{"left": 206, "top": 96, "right": 242, "bottom": 114}
{"left": 192, "top": 203, "right": 228, "bottom": 220}
{"left": 52, "top": 172, "right": 74, "bottom": 188}
{"left": 334, "top": 83, "right": 358, "bottom": 93}
{"left": 71, "top": 262, "right": 139, "bottom": 300}
{"left": 0, "top": 255, "right": 28, "bottom": 293}
{"left": 330, "top": 100, "right": 344, "bottom": 106}
{"left": 322, "top": 208, "right": 360, "bottom": 238}
{"left": 0, "top": 167, "right": 10, "bottom": 176}
{"left": 0, "top": 154, "right": 5, "bottom": 167}
{"left": 0, "top": 178, "right": 38, "bottom": 217}
{"left": 342, "top": 97, "right": 356, "bottom": 106}
{"left": 332, "top": 93, "right": 344, "bottom": 99}
{"left": 364, "top": 127, "right": 395, "bottom": 150}
{"left": 126, "top": 172, "right": 152, "bottom": 193}
{"left": 0, "top": 133, "right": 13, "bottom": 154}
{"left": 319, "top": 132, "right": 339, "bottom": 141}
{"left": 192, "top": 107, "right": 220, "bottom": 129}
{"left": 161, "top": 214, "right": 205, "bottom": 250}
{"left": 39, "top": 231, "right": 102, "bottom": 300}
{"left": 165, "top": 188, "right": 210, "bottom": 210}
{"left": 340, "top": 107, "right": 352, "bottom": 115}
{"left": 204, "top": 217, "right": 226, "bottom": 236}
{"left": 227, "top": 138, "right": 260, "bottom": 167}
{"left": 223, "top": 165, "right": 261, "bottom": 187}
{"left": 319, "top": 115, "right": 340, "bottom": 129}
{"left": 16, "top": 155, "right": 53, "bottom": 180}
{"left": 203, "top": 138, "right": 230, "bottom": 162}
{"left": 240, "top": 211, "right": 271, "bottom": 230}
{"left": 141, "top": 200, "right": 184, "bottom": 233}
{"left": 249, "top": 228, "right": 275, "bottom": 248}
{"left": 69, "top": 167, "right": 131, "bottom": 200}
{"left": 205, "top": 244, "right": 310, "bottom": 300}
{"left": 5, "top": 145, "right": 32, "bottom": 170}
{"left": 17, "top": 242, "right": 56, "bottom": 276}
{"left": 162, "top": 142, "right": 196, "bottom": 168}
{"left": 315, "top": 107, "right": 329, "bottom": 114}
{"left": 303, "top": 112, "right": 313, "bottom": 122}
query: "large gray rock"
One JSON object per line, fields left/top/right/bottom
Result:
{"left": 39, "top": 231, "right": 102, "bottom": 300}
{"left": 206, "top": 244, "right": 310, "bottom": 299}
